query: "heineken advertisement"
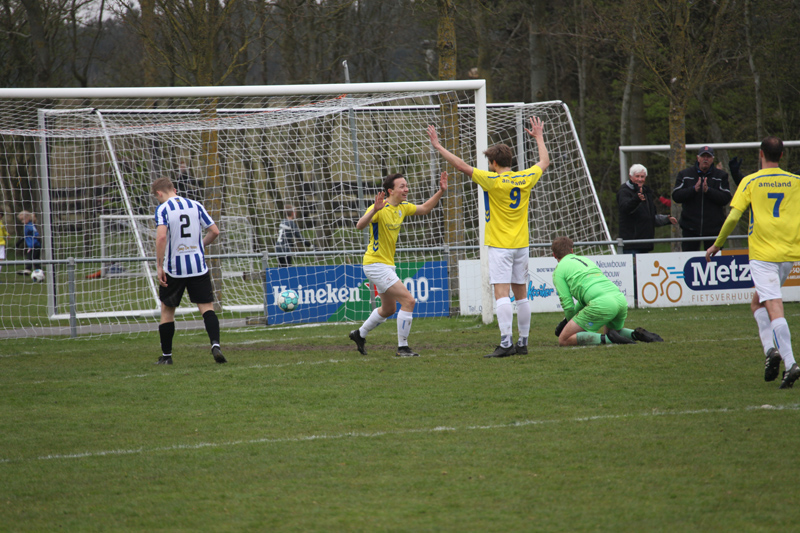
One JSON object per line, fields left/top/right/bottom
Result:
{"left": 265, "top": 262, "right": 450, "bottom": 325}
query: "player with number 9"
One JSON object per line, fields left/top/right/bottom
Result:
{"left": 428, "top": 118, "right": 550, "bottom": 358}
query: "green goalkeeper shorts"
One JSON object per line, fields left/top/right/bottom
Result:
{"left": 573, "top": 291, "right": 627, "bottom": 333}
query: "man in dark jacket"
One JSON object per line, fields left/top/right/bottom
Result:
{"left": 618, "top": 164, "right": 676, "bottom": 254}
{"left": 672, "top": 146, "right": 732, "bottom": 252}
{"left": 276, "top": 205, "right": 314, "bottom": 267}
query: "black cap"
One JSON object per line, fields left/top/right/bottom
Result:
{"left": 698, "top": 145, "right": 715, "bottom": 157}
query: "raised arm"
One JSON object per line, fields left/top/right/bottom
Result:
{"left": 524, "top": 116, "right": 550, "bottom": 171}
{"left": 415, "top": 172, "right": 449, "bottom": 216}
{"left": 427, "top": 126, "right": 474, "bottom": 177}
{"left": 355, "top": 191, "right": 386, "bottom": 231}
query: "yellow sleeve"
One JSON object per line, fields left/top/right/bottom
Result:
{"left": 714, "top": 208, "right": 744, "bottom": 248}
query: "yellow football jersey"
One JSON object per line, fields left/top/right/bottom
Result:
{"left": 731, "top": 168, "right": 800, "bottom": 262}
{"left": 472, "top": 165, "right": 543, "bottom": 248}
{"left": 362, "top": 201, "right": 417, "bottom": 266}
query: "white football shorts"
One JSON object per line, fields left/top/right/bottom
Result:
{"left": 488, "top": 246, "right": 529, "bottom": 285}
{"left": 0, "top": 245, "right": 5, "bottom": 260}
{"left": 750, "top": 259, "right": 793, "bottom": 303}
{"left": 363, "top": 263, "right": 401, "bottom": 294}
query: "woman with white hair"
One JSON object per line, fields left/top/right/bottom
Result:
{"left": 617, "top": 164, "right": 676, "bottom": 254}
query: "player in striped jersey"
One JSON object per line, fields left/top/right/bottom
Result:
{"left": 349, "top": 171, "right": 448, "bottom": 357}
{"left": 706, "top": 136, "right": 800, "bottom": 388}
{"left": 428, "top": 118, "right": 549, "bottom": 358}
{"left": 151, "top": 177, "right": 226, "bottom": 365}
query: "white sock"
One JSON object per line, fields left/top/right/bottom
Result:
{"left": 359, "top": 308, "right": 387, "bottom": 338}
{"left": 515, "top": 298, "right": 531, "bottom": 343}
{"left": 754, "top": 307, "right": 774, "bottom": 355}
{"left": 397, "top": 310, "right": 413, "bottom": 347}
{"left": 772, "top": 317, "right": 796, "bottom": 368}
{"left": 496, "top": 297, "right": 513, "bottom": 347}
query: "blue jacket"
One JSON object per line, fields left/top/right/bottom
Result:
{"left": 24, "top": 221, "right": 41, "bottom": 249}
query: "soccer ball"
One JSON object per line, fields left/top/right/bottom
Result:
{"left": 30, "top": 269, "right": 45, "bottom": 282}
{"left": 277, "top": 289, "right": 299, "bottom": 312}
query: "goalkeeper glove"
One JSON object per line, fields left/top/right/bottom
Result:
{"left": 555, "top": 318, "right": 568, "bottom": 337}
{"left": 729, "top": 156, "right": 743, "bottom": 183}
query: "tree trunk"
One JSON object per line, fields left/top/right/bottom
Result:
{"left": 140, "top": 0, "right": 159, "bottom": 87}
{"left": 437, "top": 0, "right": 463, "bottom": 311}
{"left": 472, "top": 0, "right": 493, "bottom": 102}
{"left": 19, "top": 0, "right": 52, "bottom": 87}
{"left": 201, "top": 99, "right": 224, "bottom": 310}
{"left": 574, "top": 0, "right": 587, "bottom": 144}
{"left": 528, "top": 1, "right": 548, "bottom": 102}
{"left": 619, "top": 51, "right": 634, "bottom": 152}
{"left": 744, "top": 0, "right": 764, "bottom": 140}
{"left": 668, "top": 96, "right": 686, "bottom": 252}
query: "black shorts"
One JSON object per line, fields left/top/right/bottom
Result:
{"left": 159, "top": 271, "right": 215, "bottom": 308}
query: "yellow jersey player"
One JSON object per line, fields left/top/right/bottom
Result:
{"left": 349, "top": 172, "right": 447, "bottom": 357}
{"left": 428, "top": 117, "right": 550, "bottom": 357}
{"left": 706, "top": 136, "right": 800, "bottom": 389}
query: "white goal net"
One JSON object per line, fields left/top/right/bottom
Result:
{"left": 0, "top": 82, "right": 609, "bottom": 338}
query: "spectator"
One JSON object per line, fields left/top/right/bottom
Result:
{"left": 16, "top": 210, "right": 41, "bottom": 274}
{"left": 672, "top": 146, "right": 732, "bottom": 252}
{"left": 275, "top": 205, "right": 314, "bottom": 267}
{"left": 617, "top": 164, "right": 677, "bottom": 254}
{"left": 174, "top": 160, "right": 202, "bottom": 202}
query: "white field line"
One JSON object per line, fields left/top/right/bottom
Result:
{"left": 5, "top": 334, "right": 762, "bottom": 387}
{"left": 2, "top": 403, "right": 797, "bottom": 464}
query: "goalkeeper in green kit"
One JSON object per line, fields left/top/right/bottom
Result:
{"left": 551, "top": 237, "right": 664, "bottom": 346}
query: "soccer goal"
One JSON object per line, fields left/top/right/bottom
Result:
{"left": 0, "top": 81, "right": 608, "bottom": 338}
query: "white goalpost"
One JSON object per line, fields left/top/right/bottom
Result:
{"left": 0, "top": 81, "right": 609, "bottom": 338}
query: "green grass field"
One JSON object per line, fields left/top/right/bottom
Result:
{"left": 2, "top": 304, "right": 799, "bottom": 531}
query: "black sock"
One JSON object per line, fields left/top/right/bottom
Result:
{"left": 600, "top": 334, "right": 607, "bottom": 345}
{"left": 159, "top": 322, "right": 175, "bottom": 355}
{"left": 203, "top": 310, "right": 220, "bottom": 346}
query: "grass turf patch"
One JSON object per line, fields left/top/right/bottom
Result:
{"left": 1, "top": 305, "right": 799, "bottom": 531}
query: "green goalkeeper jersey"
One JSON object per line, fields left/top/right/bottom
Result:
{"left": 552, "top": 254, "right": 619, "bottom": 320}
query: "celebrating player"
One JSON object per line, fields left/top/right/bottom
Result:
{"left": 152, "top": 177, "right": 226, "bottom": 365}
{"left": 349, "top": 172, "right": 447, "bottom": 357}
{"left": 706, "top": 136, "right": 800, "bottom": 389}
{"left": 428, "top": 117, "right": 549, "bottom": 357}
{"left": 551, "top": 236, "right": 663, "bottom": 346}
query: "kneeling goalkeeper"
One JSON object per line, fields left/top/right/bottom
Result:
{"left": 551, "top": 236, "right": 663, "bottom": 346}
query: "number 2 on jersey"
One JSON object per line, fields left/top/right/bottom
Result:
{"left": 179, "top": 214, "right": 191, "bottom": 237}
{"left": 509, "top": 187, "right": 521, "bottom": 209}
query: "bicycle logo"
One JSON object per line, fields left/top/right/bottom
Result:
{"left": 641, "top": 260, "right": 683, "bottom": 304}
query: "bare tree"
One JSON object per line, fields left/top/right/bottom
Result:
{"left": 118, "top": 0, "right": 260, "bottom": 86}
{"left": 609, "top": 0, "right": 736, "bottom": 248}
{"left": 436, "top": 0, "right": 463, "bottom": 305}
{"left": 528, "top": 0, "right": 548, "bottom": 102}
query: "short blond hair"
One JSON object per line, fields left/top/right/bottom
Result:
{"left": 17, "top": 210, "right": 35, "bottom": 223}
{"left": 151, "top": 177, "right": 175, "bottom": 196}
